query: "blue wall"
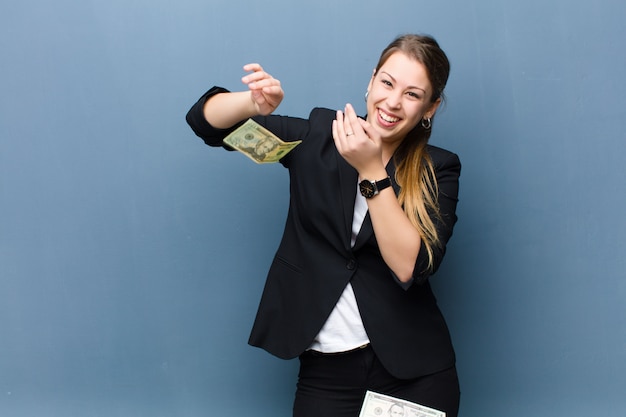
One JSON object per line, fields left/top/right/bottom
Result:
{"left": 1, "top": 1, "right": 625, "bottom": 416}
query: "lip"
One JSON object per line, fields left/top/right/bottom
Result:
{"left": 377, "top": 108, "right": 402, "bottom": 127}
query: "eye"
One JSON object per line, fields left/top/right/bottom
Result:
{"left": 407, "top": 91, "right": 421, "bottom": 100}
{"left": 381, "top": 79, "right": 393, "bottom": 87}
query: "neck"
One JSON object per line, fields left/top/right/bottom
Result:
{"left": 382, "top": 143, "right": 400, "bottom": 166}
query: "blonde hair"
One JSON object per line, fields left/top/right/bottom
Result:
{"left": 374, "top": 34, "right": 451, "bottom": 272}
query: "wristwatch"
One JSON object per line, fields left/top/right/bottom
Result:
{"left": 359, "top": 176, "right": 392, "bottom": 199}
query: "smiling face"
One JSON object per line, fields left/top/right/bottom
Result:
{"left": 366, "top": 51, "right": 440, "bottom": 151}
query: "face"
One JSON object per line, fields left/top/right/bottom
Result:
{"left": 255, "top": 138, "right": 277, "bottom": 157}
{"left": 389, "top": 404, "right": 405, "bottom": 417}
{"left": 366, "top": 51, "right": 440, "bottom": 147}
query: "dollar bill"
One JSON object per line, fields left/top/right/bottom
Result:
{"left": 223, "top": 119, "right": 302, "bottom": 164}
{"left": 359, "top": 390, "right": 446, "bottom": 417}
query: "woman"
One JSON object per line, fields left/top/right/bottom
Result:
{"left": 186, "top": 34, "right": 461, "bottom": 417}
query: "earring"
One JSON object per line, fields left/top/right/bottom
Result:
{"left": 364, "top": 91, "right": 369, "bottom": 102}
{"left": 421, "top": 117, "right": 432, "bottom": 130}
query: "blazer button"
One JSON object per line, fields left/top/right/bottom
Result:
{"left": 346, "top": 259, "right": 356, "bottom": 270}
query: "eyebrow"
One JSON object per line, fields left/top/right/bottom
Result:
{"left": 381, "top": 71, "right": 427, "bottom": 94}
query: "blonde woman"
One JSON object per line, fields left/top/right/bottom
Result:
{"left": 186, "top": 34, "right": 461, "bottom": 417}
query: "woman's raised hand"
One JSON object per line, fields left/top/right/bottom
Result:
{"left": 242, "top": 63, "right": 284, "bottom": 116}
{"left": 332, "top": 103, "right": 385, "bottom": 178}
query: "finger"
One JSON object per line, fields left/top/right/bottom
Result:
{"left": 252, "top": 77, "right": 281, "bottom": 90}
{"left": 344, "top": 103, "right": 358, "bottom": 125}
{"left": 332, "top": 118, "right": 348, "bottom": 151}
{"left": 242, "top": 63, "right": 262, "bottom": 79}
{"left": 242, "top": 64, "right": 272, "bottom": 86}
{"left": 261, "top": 86, "right": 284, "bottom": 108}
{"left": 251, "top": 82, "right": 282, "bottom": 101}
{"left": 334, "top": 110, "right": 351, "bottom": 151}
{"left": 358, "top": 118, "right": 380, "bottom": 145}
{"left": 242, "top": 72, "right": 268, "bottom": 86}
{"left": 343, "top": 103, "right": 359, "bottom": 137}
{"left": 242, "top": 63, "right": 263, "bottom": 73}
{"left": 247, "top": 77, "right": 281, "bottom": 97}
{"left": 335, "top": 109, "right": 348, "bottom": 139}
{"left": 260, "top": 84, "right": 283, "bottom": 96}
{"left": 338, "top": 107, "right": 353, "bottom": 136}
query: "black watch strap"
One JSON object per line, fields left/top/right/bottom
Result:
{"left": 359, "top": 176, "right": 392, "bottom": 198}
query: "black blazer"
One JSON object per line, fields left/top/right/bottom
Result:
{"left": 187, "top": 87, "right": 461, "bottom": 379}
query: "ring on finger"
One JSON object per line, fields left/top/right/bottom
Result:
{"left": 346, "top": 132, "right": 354, "bottom": 136}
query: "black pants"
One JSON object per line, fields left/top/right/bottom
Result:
{"left": 293, "top": 345, "right": 460, "bottom": 417}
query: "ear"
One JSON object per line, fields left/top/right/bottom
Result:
{"left": 425, "top": 97, "right": 441, "bottom": 119}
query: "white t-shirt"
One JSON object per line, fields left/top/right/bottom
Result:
{"left": 307, "top": 185, "right": 371, "bottom": 353}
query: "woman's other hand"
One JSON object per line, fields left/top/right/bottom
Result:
{"left": 332, "top": 103, "right": 385, "bottom": 178}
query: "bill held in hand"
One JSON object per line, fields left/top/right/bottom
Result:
{"left": 223, "top": 119, "right": 301, "bottom": 164}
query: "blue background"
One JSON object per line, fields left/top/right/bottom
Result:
{"left": 1, "top": 1, "right": 625, "bottom": 416}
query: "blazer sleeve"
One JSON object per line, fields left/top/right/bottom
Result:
{"left": 411, "top": 147, "right": 461, "bottom": 285}
{"left": 185, "top": 86, "right": 242, "bottom": 148}
{"left": 185, "top": 86, "right": 310, "bottom": 156}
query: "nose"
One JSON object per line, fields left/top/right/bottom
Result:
{"left": 386, "top": 90, "right": 402, "bottom": 109}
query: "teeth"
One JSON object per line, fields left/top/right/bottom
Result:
{"left": 378, "top": 109, "right": 399, "bottom": 123}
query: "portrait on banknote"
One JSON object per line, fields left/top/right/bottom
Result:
{"left": 359, "top": 391, "right": 445, "bottom": 417}
{"left": 223, "top": 119, "right": 301, "bottom": 163}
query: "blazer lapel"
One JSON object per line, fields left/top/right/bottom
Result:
{"left": 336, "top": 154, "right": 359, "bottom": 251}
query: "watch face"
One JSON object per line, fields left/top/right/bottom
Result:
{"left": 359, "top": 180, "right": 376, "bottom": 198}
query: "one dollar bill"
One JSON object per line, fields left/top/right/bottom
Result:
{"left": 359, "top": 391, "right": 446, "bottom": 417}
{"left": 223, "top": 119, "right": 301, "bottom": 164}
